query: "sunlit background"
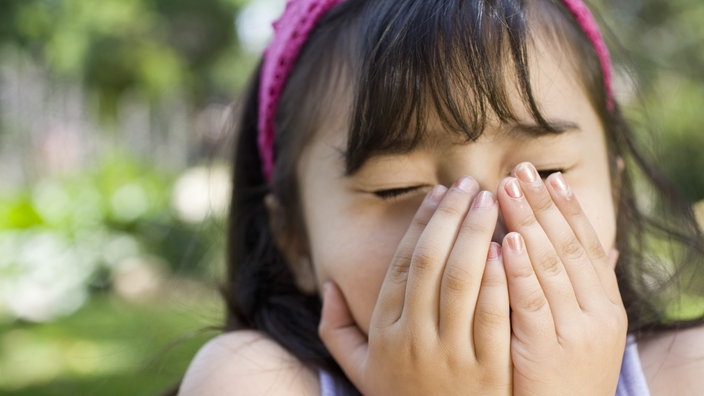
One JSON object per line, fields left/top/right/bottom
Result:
{"left": 0, "top": 0, "right": 702, "bottom": 394}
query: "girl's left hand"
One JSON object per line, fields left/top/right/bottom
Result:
{"left": 497, "top": 162, "right": 628, "bottom": 396}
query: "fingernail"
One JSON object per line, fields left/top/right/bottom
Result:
{"left": 426, "top": 185, "right": 447, "bottom": 205}
{"left": 549, "top": 173, "right": 571, "bottom": 196}
{"left": 504, "top": 178, "right": 523, "bottom": 199}
{"left": 516, "top": 162, "right": 538, "bottom": 183}
{"left": 506, "top": 232, "right": 524, "bottom": 253}
{"left": 472, "top": 190, "right": 495, "bottom": 209}
{"left": 487, "top": 242, "right": 501, "bottom": 260}
{"left": 453, "top": 176, "right": 476, "bottom": 193}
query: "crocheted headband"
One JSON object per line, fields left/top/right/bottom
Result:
{"left": 258, "top": 0, "right": 613, "bottom": 182}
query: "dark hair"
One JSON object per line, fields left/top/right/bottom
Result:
{"left": 224, "top": 0, "right": 704, "bottom": 393}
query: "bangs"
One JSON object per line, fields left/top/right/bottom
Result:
{"left": 344, "top": 0, "right": 566, "bottom": 174}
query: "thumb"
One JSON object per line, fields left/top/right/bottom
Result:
{"left": 318, "top": 281, "right": 368, "bottom": 386}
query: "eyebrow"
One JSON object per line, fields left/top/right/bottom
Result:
{"left": 504, "top": 119, "right": 581, "bottom": 138}
{"left": 356, "top": 119, "right": 581, "bottom": 153}
{"left": 340, "top": 118, "right": 582, "bottom": 176}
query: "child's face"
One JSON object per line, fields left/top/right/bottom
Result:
{"left": 295, "top": 41, "right": 616, "bottom": 335}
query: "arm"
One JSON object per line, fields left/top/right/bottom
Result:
{"left": 179, "top": 331, "right": 319, "bottom": 396}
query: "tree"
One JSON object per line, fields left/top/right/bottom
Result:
{"left": 0, "top": 0, "right": 250, "bottom": 119}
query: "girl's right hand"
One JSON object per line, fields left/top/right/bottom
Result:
{"left": 319, "top": 177, "right": 512, "bottom": 395}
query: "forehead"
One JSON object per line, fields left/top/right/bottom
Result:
{"left": 281, "top": 0, "right": 605, "bottom": 180}
{"left": 315, "top": 60, "right": 604, "bottom": 170}
{"left": 331, "top": 1, "right": 600, "bottom": 175}
{"left": 324, "top": 40, "right": 596, "bottom": 163}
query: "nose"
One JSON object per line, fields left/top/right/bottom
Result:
{"left": 470, "top": 174, "right": 508, "bottom": 245}
{"left": 443, "top": 165, "right": 508, "bottom": 243}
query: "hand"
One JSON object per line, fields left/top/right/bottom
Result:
{"left": 319, "top": 177, "right": 512, "bottom": 395}
{"left": 497, "top": 162, "right": 627, "bottom": 396}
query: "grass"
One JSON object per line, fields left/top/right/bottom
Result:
{"left": 0, "top": 280, "right": 222, "bottom": 396}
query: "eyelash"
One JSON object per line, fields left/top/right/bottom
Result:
{"left": 373, "top": 186, "right": 424, "bottom": 200}
{"left": 537, "top": 169, "right": 564, "bottom": 179}
{"left": 373, "top": 169, "right": 564, "bottom": 200}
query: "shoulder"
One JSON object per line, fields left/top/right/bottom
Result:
{"left": 638, "top": 324, "right": 704, "bottom": 396}
{"left": 179, "top": 330, "right": 320, "bottom": 396}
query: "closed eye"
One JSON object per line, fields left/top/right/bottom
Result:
{"left": 537, "top": 169, "right": 564, "bottom": 179}
{"left": 373, "top": 185, "right": 424, "bottom": 200}
{"left": 374, "top": 170, "right": 563, "bottom": 199}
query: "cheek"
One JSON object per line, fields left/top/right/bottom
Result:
{"left": 573, "top": 183, "right": 617, "bottom": 251}
{"left": 308, "top": 211, "right": 411, "bottom": 334}
{"left": 312, "top": 237, "right": 388, "bottom": 334}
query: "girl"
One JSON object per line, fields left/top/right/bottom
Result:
{"left": 179, "top": 0, "right": 704, "bottom": 394}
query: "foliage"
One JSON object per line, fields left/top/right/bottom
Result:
{"left": 0, "top": 0, "right": 702, "bottom": 393}
{"left": 0, "top": 294, "right": 221, "bottom": 395}
{"left": 0, "top": 151, "right": 226, "bottom": 322}
{"left": 596, "top": 0, "right": 704, "bottom": 201}
{"left": 0, "top": 0, "right": 252, "bottom": 119}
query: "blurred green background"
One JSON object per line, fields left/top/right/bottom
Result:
{"left": 0, "top": 0, "right": 702, "bottom": 394}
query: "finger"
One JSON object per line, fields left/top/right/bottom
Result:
{"left": 438, "top": 190, "right": 498, "bottom": 345}
{"left": 502, "top": 233, "right": 556, "bottom": 344}
{"left": 403, "top": 176, "right": 479, "bottom": 328}
{"left": 473, "top": 242, "right": 511, "bottom": 365}
{"left": 545, "top": 172, "right": 622, "bottom": 305}
{"left": 608, "top": 249, "right": 620, "bottom": 270}
{"left": 514, "top": 162, "right": 602, "bottom": 310}
{"left": 372, "top": 184, "right": 447, "bottom": 327}
{"left": 318, "top": 282, "right": 368, "bottom": 387}
{"left": 498, "top": 177, "right": 580, "bottom": 321}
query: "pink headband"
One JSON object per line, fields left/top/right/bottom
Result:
{"left": 258, "top": 0, "right": 613, "bottom": 182}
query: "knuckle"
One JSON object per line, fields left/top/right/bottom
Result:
{"left": 561, "top": 198, "right": 583, "bottom": 217}
{"left": 601, "top": 315, "right": 623, "bottom": 335}
{"left": 560, "top": 321, "right": 586, "bottom": 343}
{"left": 579, "top": 305, "right": 628, "bottom": 343}
{"left": 481, "top": 270, "right": 506, "bottom": 288}
{"left": 607, "top": 303, "right": 629, "bottom": 330}
{"left": 521, "top": 289, "right": 547, "bottom": 312}
{"left": 475, "top": 307, "right": 506, "bottom": 328}
{"left": 537, "top": 253, "right": 562, "bottom": 276}
{"left": 388, "top": 257, "right": 411, "bottom": 284}
{"left": 403, "top": 329, "right": 426, "bottom": 361}
{"left": 508, "top": 260, "right": 534, "bottom": 279}
{"left": 558, "top": 238, "right": 585, "bottom": 261}
{"left": 393, "top": 250, "right": 414, "bottom": 266}
{"left": 412, "top": 210, "right": 433, "bottom": 229}
{"left": 412, "top": 246, "right": 441, "bottom": 272}
{"left": 532, "top": 192, "right": 555, "bottom": 215}
{"left": 436, "top": 202, "right": 466, "bottom": 218}
{"left": 575, "top": 329, "right": 595, "bottom": 349}
{"left": 478, "top": 370, "right": 510, "bottom": 390}
{"left": 461, "top": 218, "right": 491, "bottom": 235}
{"left": 443, "top": 347, "right": 471, "bottom": 369}
{"left": 443, "top": 265, "right": 472, "bottom": 292}
{"left": 586, "top": 241, "right": 607, "bottom": 261}
{"left": 516, "top": 212, "right": 538, "bottom": 229}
